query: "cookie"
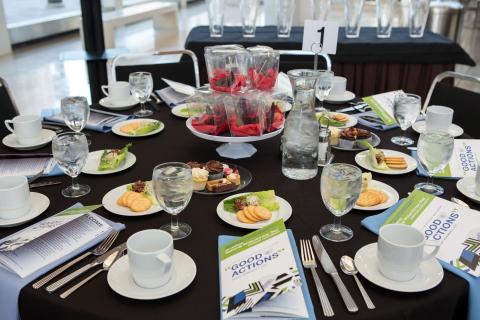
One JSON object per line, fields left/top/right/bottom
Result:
{"left": 130, "top": 197, "right": 152, "bottom": 212}
{"left": 356, "top": 191, "right": 381, "bottom": 207}
{"left": 236, "top": 210, "right": 255, "bottom": 224}
{"left": 254, "top": 206, "right": 272, "bottom": 220}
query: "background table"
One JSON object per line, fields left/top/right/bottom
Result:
{"left": 184, "top": 26, "right": 475, "bottom": 98}
{"left": 0, "top": 100, "right": 472, "bottom": 319}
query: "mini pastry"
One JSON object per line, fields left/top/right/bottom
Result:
{"left": 206, "top": 178, "right": 236, "bottom": 192}
{"left": 226, "top": 172, "right": 241, "bottom": 186}
{"left": 187, "top": 161, "right": 204, "bottom": 169}
{"left": 205, "top": 160, "right": 224, "bottom": 180}
{"left": 192, "top": 167, "right": 209, "bottom": 191}
{"left": 339, "top": 127, "right": 372, "bottom": 149}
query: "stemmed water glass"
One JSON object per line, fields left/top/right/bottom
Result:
{"left": 152, "top": 162, "right": 194, "bottom": 240}
{"left": 316, "top": 70, "right": 333, "bottom": 112}
{"left": 391, "top": 93, "right": 421, "bottom": 146}
{"left": 320, "top": 163, "right": 362, "bottom": 242}
{"left": 415, "top": 130, "right": 454, "bottom": 196}
{"left": 61, "top": 96, "right": 91, "bottom": 143}
{"left": 52, "top": 132, "right": 90, "bottom": 198}
{"left": 129, "top": 72, "right": 154, "bottom": 117}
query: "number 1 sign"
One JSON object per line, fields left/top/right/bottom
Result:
{"left": 302, "top": 20, "right": 339, "bottom": 54}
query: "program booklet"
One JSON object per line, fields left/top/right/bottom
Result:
{"left": 0, "top": 204, "right": 111, "bottom": 278}
{"left": 219, "top": 220, "right": 309, "bottom": 319}
{"left": 362, "top": 90, "right": 406, "bottom": 125}
{"left": 384, "top": 190, "right": 480, "bottom": 277}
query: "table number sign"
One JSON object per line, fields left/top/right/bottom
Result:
{"left": 302, "top": 20, "right": 339, "bottom": 55}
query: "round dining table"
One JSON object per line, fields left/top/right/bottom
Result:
{"left": 0, "top": 100, "right": 472, "bottom": 320}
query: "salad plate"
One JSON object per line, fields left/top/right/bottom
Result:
{"left": 355, "top": 148, "right": 417, "bottom": 175}
{"left": 354, "top": 179, "right": 399, "bottom": 211}
{"left": 82, "top": 146, "right": 136, "bottom": 175}
{"left": 171, "top": 104, "right": 191, "bottom": 118}
{"left": 112, "top": 119, "right": 164, "bottom": 137}
{"left": 316, "top": 112, "right": 357, "bottom": 129}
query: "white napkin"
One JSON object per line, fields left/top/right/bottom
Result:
{"left": 273, "top": 72, "right": 293, "bottom": 98}
{"left": 162, "top": 78, "right": 196, "bottom": 96}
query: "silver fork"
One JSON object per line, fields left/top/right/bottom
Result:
{"left": 300, "top": 239, "right": 334, "bottom": 317}
{"left": 32, "top": 229, "right": 120, "bottom": 289}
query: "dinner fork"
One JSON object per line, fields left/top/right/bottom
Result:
{"left": 32, "top": 229, "right": 120, "bottom": 289}
{"left": 300, "top": 239, "right": 334, "bottom": 317}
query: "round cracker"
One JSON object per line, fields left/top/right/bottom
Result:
{"left": 126, "top": 192, "right": 142, "bottom": 208}
{"left": 356, "top": 191, "right": 381, "bottom": 207}
{"left": 244, "top": 206, "right": 260, "bottom": 222}
{"left": 130, "top": 197, "right": 152, "bottom": 212}
{"left": 236, "top": 210, "right": 256, "bottom": 224}
{"left": 369, "top": 189, "right": 388, "bottom": 204}
{"left": 118, "top": 191, "right": 135, "bottom": 207}
{"left": 254, "top": 206, "right": 272, "bottom": 220}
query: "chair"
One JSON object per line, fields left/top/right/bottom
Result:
{"left": 110, "top": 50, "right": 200, "bottom": 90}
{"left": 0, "top": 77, "right": 20, "bottom": 138}
{"left": 277, "top": 50, "right": 332, "bottom": 73}
{"left": 422, "top": 71, "right": 480, "bottom": 138}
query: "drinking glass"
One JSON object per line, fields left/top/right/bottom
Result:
{"left": 313, "top": 0, "right": 331, "bottom": 20}
{"left": 152, "top": 162, "right": 194, "bottom": 240}
{"left": 391, "top": 93, "right": 421, "bottom": 146}
{"left": 206, "top": 0, "right": 225, "bottom": 38}
{"left": 316, "top": 70, "right": 333, "bottom": 112}
{"left": 344, "top": 0, "right": 365, "bottom": 38}
{"left": 276, "top": 0, "right": 295, "bottom": 38}
{"left": 52, "top": 132, "right": 90, "bottom": 198}
{"left": 129, "top": 72, "right": 153, "bottom": 117}
{"left": 320, "top": 163, "right": 362, "bottom": 242}
{"left": 61, "top": 96, "right": 90, "bottom": 133}
{"left": 409, "top": 0, "right": 431, "bottom": 38}
{"left": 240, "top": 0, "right": 258, "bottom": 38}
{"left": 415, "top": 130, "right": 454, "bottom": 196}
{"left": 376, "top": 0, "right": 395, "bottom": 38}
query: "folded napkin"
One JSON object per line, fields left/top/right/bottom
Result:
{"left": 156, "top": 87, "right": 190, "bottom": 107}
{"left": 218, "top": 230, "right": 315, "bottom": 320}
{"left": 362, "top": 200, "right": 480, "bottom": 320}
{"left": 0, "top": 205, "right": 125, "bottom": 320}
{"left": 42, "top": 108, "right": 134, "bottom": 133}
{"left": 410, "top": 151, "right": 459, "bottom": 180}
{"left": 273, "top": 72, "right": 293, "bottom": 99}
{"left": 354, "top": 111, "right": 399, "bottom": 131}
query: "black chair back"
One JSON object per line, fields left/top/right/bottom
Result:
{"left": 0, "top": 78, "right": 19, "bottom": 138}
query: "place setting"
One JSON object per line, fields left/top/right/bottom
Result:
{"left": 3, "top": 115, "right": 56, "bottom": 151}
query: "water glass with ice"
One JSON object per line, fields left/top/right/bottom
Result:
{"left": 391, "top": 93, "right": 421, "bottom": 146}
{"left": 344, "top": 0, "right": 365, "bottom": 38}
{"left": 61, "top": 96, "right": 90, "bottom": 133}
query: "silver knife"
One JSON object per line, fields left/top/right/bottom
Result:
{"left": 29, "top": 181, "right": 62, "bottom": 189}
{"left": 312, "top": 235, "right": 358, "bottom": 312}
{"left": 46, "top": 242, "right": 126, "bottom": 293}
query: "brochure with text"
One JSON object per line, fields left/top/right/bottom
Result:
{"left": 385, "top": 190, "right": 480, "bottom": 277}
{"left": 363, "top": 90, "right": 405, "bottom": 125}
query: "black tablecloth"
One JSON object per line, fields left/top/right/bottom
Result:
{"left": 0, "top": 102, "right": 473, "bottom": 320}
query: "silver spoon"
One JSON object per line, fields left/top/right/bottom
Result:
{"left": 451, "top": 197, "right": 470, "bottom": 208}
{"left": 340, "top": 256, "right": 375, "bottom": 310}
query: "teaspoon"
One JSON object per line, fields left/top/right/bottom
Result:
{"left": 340, "top": 256, "right": 375, "bottom": 310}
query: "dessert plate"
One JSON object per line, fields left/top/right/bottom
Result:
{"left": 354, "top": 243, "right": 443, "bottom": 292}
{"left": 332, "top": 132, "right": 381, "bottom": 151}
{"left": 2, "top": 129, "right": 56, "bottom": 151}
{"left": 102, "top": 184, "right": 162, "bottom": 217}
{"left": 316, "top": 112, "right": 358, "bottom": 129}
{"left": 412, "top": 121, "right": 463, "bottom": 138}
{"left": 108, "top": 251, "right": 196, "bottom": 300}
{"left": 355, "top": 149, "right": 417, "bottom": 175}
{"left": 456, "top": 177, "right": 480, "bottom": 204}
{"left": 111, "top": 119, "right": 164, "bottom": 138}
{"left": 171, "top": 104, "right": 191, "bottom": 118}
{"left": 0, "top": 193, "right": 49, "bottom": 227}
{"left": 194, "top": 163, "right": 252, "bottom": 196}
{"left": 324, "top": 91, "right": 356, "bottom": 104}
{"left": 354, "top": 180, "right": 399, "bottom": 211}
{"left": 82, "top": 150, "right": 136, "bottom": 175}
{"left": 99, "top": 96, "right": 138, "bottom": 110}
{"left": 216, "top": 193, "right": 292, "bottom": 230}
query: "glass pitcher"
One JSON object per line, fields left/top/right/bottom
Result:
{"left": 281, "top": 69, "right": 320, "bottom": 180}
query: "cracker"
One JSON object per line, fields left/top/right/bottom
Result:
{"left": 254, "top": 206, "right": 272, "bottom": 220}
{"left": 130, "top": 197, "right": 152, "bottom": 212}
{"left": 369, "top": 189, "right": 388, "bottom": 204}
{"left": 244, "top": 206, "right": 260, "bottom": 222}
{"left": 126, "top": 192, "right": 142, "bottom": 207}
{"left": 236, "top": 210, "right": 255, "bottom": 224}
{"left": 118, "top": 191, "right": 136, "bottom": 207}
{"left": 356, "top": 191, "right": 381, "bottom": 207}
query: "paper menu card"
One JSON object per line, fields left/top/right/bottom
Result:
{"left": 384, "top": 190, "right": 480, "bottom": 277}
{"left": 220, "top": 220, "right": 308, "bottom": 319}
{"left": 362, "top": 90, "right": 405, "bottom": 125}
{"left": 431, "top": 139, "right": 479, "bottom": 178}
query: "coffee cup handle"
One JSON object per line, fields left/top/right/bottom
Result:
{"left": 422, "top": 244, "right": 440, "bottom": 261}
{"left": 156, "top": 253, "right": 172, "bottom": 270}
{"left": 101, "top": 85, "right": 109, "bottom": 97}
{"left": 4, "top": 120, "right": 14, "bottom": 133}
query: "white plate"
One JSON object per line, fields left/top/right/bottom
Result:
{"left": 456, "top": 177, "right": 480, "bottom": 204}
{"left": 82, "top": 150, "right": 136, "bottom": 175}
{"left": 412, "top": 121, "right": 464, "bottom": 138}
{"left": 111, "top": 119, "right": 164, "bottom": 138}
{"left": 99, "top": 96, "right": 138, "bottom": 110}
{"left": 324, "top": 91, "right": 356, "bottom": 104}
{"left": 354, "top": 243, "right": 444, "bottom": 293}
{"left": 0, "top": 193, "right": 49, "bottom": 227}
{"left": 216, "top": 193, "right": 292, "bottom": 230}
{"left": 2, "top": 129, "right": 56, "bottom": 151}
{"left": 102, "top": 184, "right": 162, "bottom": 217}
{"left": 171, "top": 104, "right": 191, "bottom": 118}
{"left": 108, "top": 251, "right": 196, "bottom": 300}
{"left": 354, "top": 180, "right": 399, "bottom": 211}
{"left": 316, "top": 112, "right": 358, "bottom": 129}
{"left": 355, "top": 149, "right": 417, "bottom": 175}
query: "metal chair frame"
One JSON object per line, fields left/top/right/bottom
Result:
{"left": 110, "top": 49, "right": 201, "bottom": 88}
{"left": 0, "top": 77, "right": 20, "bottom": 115}
{"left": 277, "top": 50, "right": 332, "bottom": 71}
{"left": 422, "top": 71, "right": 480, "bottom": 113}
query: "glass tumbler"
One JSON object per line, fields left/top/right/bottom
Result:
{"left": 247, "top": 46, "right": 280, "bottom": 91}
{"left": 276, "top": 0, "right": 295, "bottom": 38}
{"left": 344, "top": 0, "right": 365, "bottom": 38}
{"left": 206, "top": 0, "right": 225, "bottom": 38}
{"left": 313, "top": 0, "right": 332, "bottom": 21}
{"left": 409, "top": 0, "right": 431, "bottom": 38}
{"left": 376, "top": 0, "right": 395, "bottom": 38}
{"left": 205, "top": 45, "right": 248, "bottom": 93}
{"left": 240, "top": 0, "right": 258, "bottom": 38}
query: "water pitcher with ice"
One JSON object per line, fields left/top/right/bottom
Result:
{"left": 282, "top": 69, "right": 320, "bottom": 180}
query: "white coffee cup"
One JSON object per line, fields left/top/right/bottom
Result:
{"left": 0, "top": 176, "right": 31, "bottom": 219}
{"left": 101, "top": 81, "right": 130, "bottom": 105}
{"left": 377, "top": 224, "right": 439, "bottom": 282}
{"left": 4, "top": 115, "right": 42, "bottom": 146}
{"left": 330, "top": 76, "right": 347, "bottom": 98}
{"left": 425, "top": 105, "right": 454, "bottom": 131}
{"left": 127, "top": 229, "right": 173, "bottom": 288}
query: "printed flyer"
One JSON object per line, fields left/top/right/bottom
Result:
{"left": 385, "top": 190, "right": 480, "bottom": 277}
{"left": 363, "top": 90, "right": 405, "bottom": 125}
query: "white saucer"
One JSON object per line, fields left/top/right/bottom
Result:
{"left": 0, "top": 192, "right": 50, "bottom": 227}
{"left": 354, "top": 180, "right": 399, "bottom": 211}
{"left": 456, "top": 177, "right": 480, "bottom": 204}
{"left": 355, "top": 149, "right": 417, "bottom": 175}
{"left": 99, "top": 96, "right": 138, "bottom": 110}
{"left": 111, "top": 119, "right": 164, "bottom": 138}
{"left": 102, "top": 183, "right": 162, "bottom": 217}
{"left": 2, "top": 129, "right": 56, "bottom": 151}
{"left": 354, "top": 243, "right": 444, "bottom": 292}
{"left": 108, "top": 250, "right": 196, "bottom": 300}
{"left": 412, "top": 121, "right": 464, "bottom": 138}
{"left": 216, "top": 193, "right": 292, "bottom": 230}
{"left": 324, "top": 91, "right": 356, "bottom": 104}
{"left": 82, "top": 150, "right": 136, "bottom": 175}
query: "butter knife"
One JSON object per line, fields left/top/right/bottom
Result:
{"left": 29, "top": 181, "right": 62, "bottom": 189}
{"left": 46, "top": 242, "right": 126, "bottom": 293}
{"left": 312, "top": 235, "right": 358, "bottom": 313}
